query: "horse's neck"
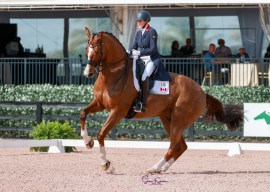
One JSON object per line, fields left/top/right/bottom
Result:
{"left": 98, "top": 56, "right": 133, "bottom": 93}
{"left": 97, "top": 34, "right": 134, "bottom": 92}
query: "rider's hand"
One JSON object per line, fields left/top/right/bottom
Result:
{"left": 126, "top": 50, "right": 130, "bottom": 55}
{"left": 132, "top": 49, "right": 141, "bottom": 56}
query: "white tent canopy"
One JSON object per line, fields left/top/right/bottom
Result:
{"left": 0, "top": 1, "right": 268, "bottom": 10}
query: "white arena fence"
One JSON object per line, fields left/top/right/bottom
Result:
{"left": 1, "top": 139, "right": 270, "bottom": 157}
{"left": 0, "top": 57, "right": 269, "bottom": 86}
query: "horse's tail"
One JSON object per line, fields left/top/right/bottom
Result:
{"left": 204, "top": 94, "right": 244, "bottom": 131}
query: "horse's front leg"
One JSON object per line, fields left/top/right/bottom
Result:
{"left": 97, "top": 112, "right": 123, "bottom": 171}
{"left": 80, "top": 99, "right": 104, "bottom": 149}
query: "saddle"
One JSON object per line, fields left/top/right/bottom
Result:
{"left": 125, "top": 57, "right": 170, "bottom": 119}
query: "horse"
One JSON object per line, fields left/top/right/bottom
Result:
{"left": 80, "top": 27, "right": 243, "bottom": 173}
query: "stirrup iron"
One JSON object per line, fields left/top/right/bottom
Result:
{"left": 133, "top": 102, "right": 145, "bottom": 113}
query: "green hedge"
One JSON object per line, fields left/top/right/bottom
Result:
{"left": 1, "top": 84, "right": 270, "bottom": 103}
{"left": 1, "top": 84, "right": 270, "bottom": 140}
{"left": 0, "top": 84, "right": 94, "bottom": 102}
{"left": 202, "top": 86, "right": 270, "bottom": 104}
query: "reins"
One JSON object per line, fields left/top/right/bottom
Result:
{"left": 87, "top": 42, "right": 128, "bottom": 73}
{"left": 97, "top": 52, "right": 128, "bottom": 73}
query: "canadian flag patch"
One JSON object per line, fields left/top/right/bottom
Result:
{"left": 149, "top": 80, "right": 169, "bottom": 95}
{"left": 152, "top": 81, "right": 169, "bottom": 94}
{"left": 160, "top": 87, "right": 167, "bottom": 91}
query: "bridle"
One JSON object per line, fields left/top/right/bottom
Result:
{"left": 86, "top": 32, "right": 130, "bottom": 91}
{"left": 87, "top": 33, "right": 128, "bottom": 74}
{"left": 87, "top": 41, "right": 103, "bottom": 65}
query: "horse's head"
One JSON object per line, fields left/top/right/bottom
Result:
{"left": 84, "top": 27, "right": 104, "bottom": 78}
{"left": 83, "top": 27, "right": 128, "bottom": 79}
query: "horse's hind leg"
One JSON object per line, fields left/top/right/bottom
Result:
{"left": 146, "top": 114, "right": 189, "bottom": 173}
{"left": 146, "top": 135, "right": 187, "bottom": 173}
{"left": 144, "top": 116, "right": 172, "bottom": 173}
{"left": 160, "top": 115, "right": 171, "bottom": 135}
{"left": 161, "top": 135, "right": 187, "bottom": 172}
{"left": 80, "top": 99, "right": 104, "bottom": 148}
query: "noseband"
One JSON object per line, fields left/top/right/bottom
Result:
{"left": 87, "top": 42, "right": 103, "bottom": 67}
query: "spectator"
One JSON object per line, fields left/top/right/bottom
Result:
{"left": 171, "top": 40, "right": 183, "bottom": 57}
{"left": 0, "top": 48, "right": 4, "bottom": 57}
{"left": 236, "top": 47, "right": 249, "bottom": 63}
{"left": 264, "top": 44, "right": 270, "bottom": 63}
{"left": 204, "top": 43, "right": 216, "bottom": 72}
{"left": 179, "top": 38, "right": 195, "bottom": 57}
{"left": 214, "top": 39, "right": 232, "bottom": 58}
{"left": 4, "top": 36, "right": 24, "bottom": 57}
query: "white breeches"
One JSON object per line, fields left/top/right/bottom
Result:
{"left": 141, "top": 56, "right": 156, "bottom": 81}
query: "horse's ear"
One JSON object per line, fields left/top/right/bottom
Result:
{"left": 85, "top": 27, "right": 91, "bottom": 38}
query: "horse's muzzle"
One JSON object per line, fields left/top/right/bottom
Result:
{"left": 83, "top": 64, "right": 96, "bottom": 78}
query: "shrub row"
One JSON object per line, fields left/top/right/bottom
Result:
{"left": 1, "top": 84, "right": 270, "bottom": 140}
{"left": 1, "top": 84, "right": 270, "bottom": 103}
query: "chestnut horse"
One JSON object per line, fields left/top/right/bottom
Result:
{"left": 80, "top": 27, "right": 243, "bottom": 173}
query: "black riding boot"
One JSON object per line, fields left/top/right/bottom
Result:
{"left": 134, "top": 77, "right": 149, "bottom": 113}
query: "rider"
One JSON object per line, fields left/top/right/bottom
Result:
{"left": 129, "top": 10, "right": 169, "bottom": 113}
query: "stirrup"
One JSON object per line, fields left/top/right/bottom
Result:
{"left": 133, "top": 102, "right": 145, "bottom": 113}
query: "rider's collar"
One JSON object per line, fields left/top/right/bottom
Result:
{"left": 140, "top": 24, "right": 150, "bottom": 33}
{"left": 145, "top": 24, "right": 150, "bottom": 31}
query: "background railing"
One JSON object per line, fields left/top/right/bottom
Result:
{"left": 0, "top": 57, "right": 269, "bottom": 86}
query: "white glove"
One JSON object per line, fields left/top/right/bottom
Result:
{"left": 132, "top": 49, "right": 141, "bottom": 56}
{"left": 126, "top": 50, "right": 130, "bottom": 54}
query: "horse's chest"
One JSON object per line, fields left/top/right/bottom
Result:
{"left": 95, "top": 90, "right": 115, "bottom": 107}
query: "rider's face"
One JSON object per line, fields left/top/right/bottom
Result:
{"left": 137, "top": 20, "right": 147, "bottom": 29}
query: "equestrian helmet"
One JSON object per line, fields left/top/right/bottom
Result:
{"left": 136, "top": 10, "right": 151, "bottom": 22}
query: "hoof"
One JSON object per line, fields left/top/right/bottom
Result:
{"left": 85, "top": 138, "right": 94, "bottom": 149}
{"left": 101, "top": 161, "right": 111, "bottom": 171}
{"left": 144, "top": 168, "right": 161, "bottom": 174}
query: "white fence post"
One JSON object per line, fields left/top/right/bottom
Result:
{"left": 48, "top": 139, "right": 65, "bottom": 153}
{"left": 227, "top": 142, "right": 242, "bottom": 157}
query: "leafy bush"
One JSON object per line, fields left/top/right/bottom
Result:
{"left": 29, "top": 120, "right": 79, "bottom": 152}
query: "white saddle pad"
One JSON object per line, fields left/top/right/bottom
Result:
{"left": 132, "top": 57, "right": 169, "bottom": 95}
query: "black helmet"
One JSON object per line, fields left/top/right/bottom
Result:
{"left": 136, "top": 10, "right": 151, "bottom": 22}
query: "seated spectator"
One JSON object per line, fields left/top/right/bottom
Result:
{"left": 179, "top": 38, "right": 195, "bottom": 57}
{"left": 0, "top": 48, "right": 4, "bottom": 57}
{"left": 204, "top": 43, "right": 216, "bottom": 72}
{"left": 171, "top": 40, "right": 183, "bottom": 57}
{"left": 236, "top": 47, "right": 250, "bottom": 63}
{"left": 264, "top": 44, "right": 270, "bottom": 63}
{"left": 4, "top": 36, "right": 24, "bottom": 57}
{"left": 214, "top": 39, "right": 232, "bottom": 58}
